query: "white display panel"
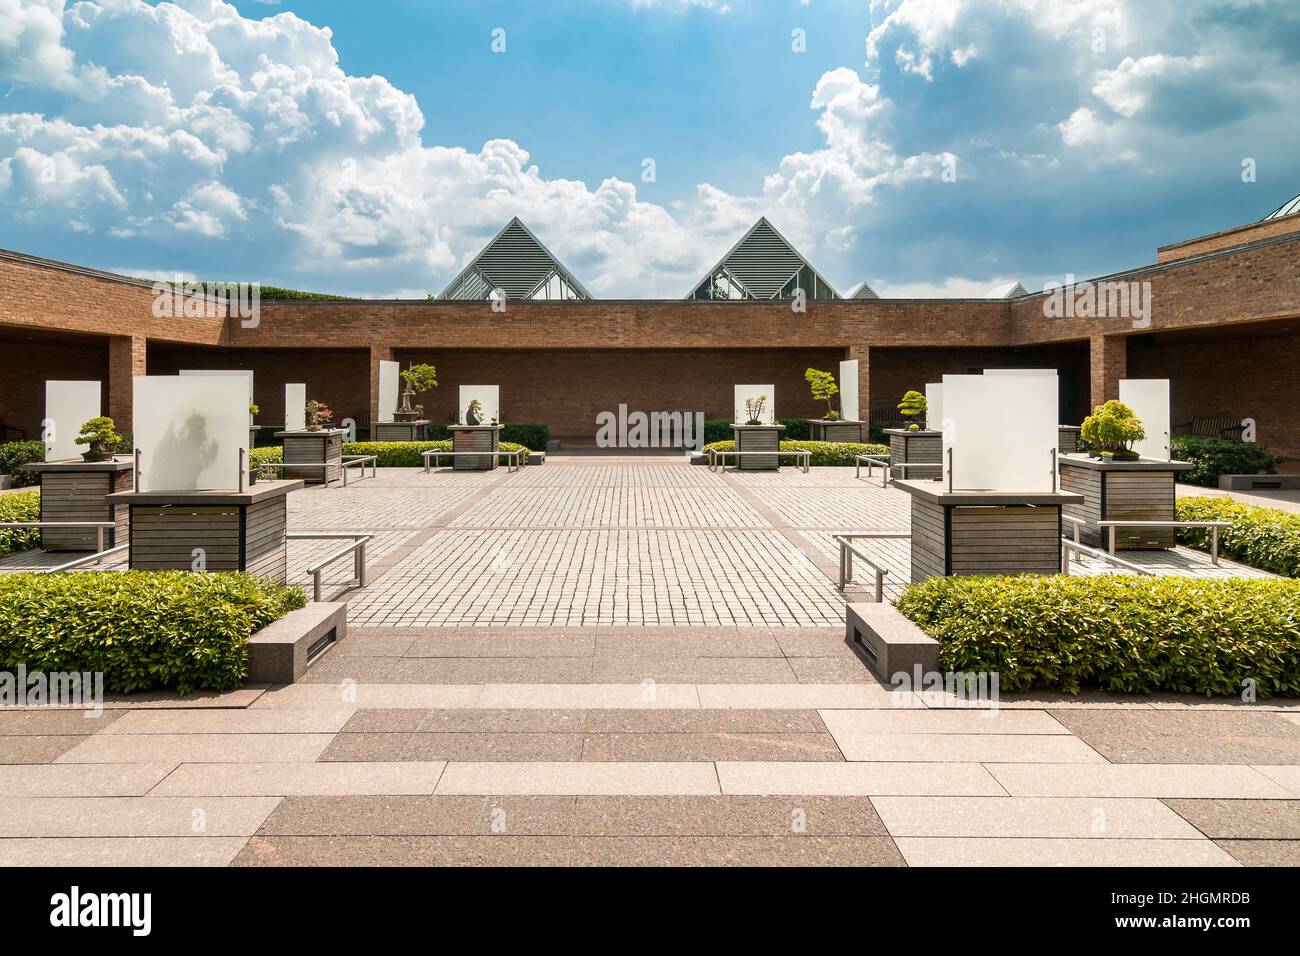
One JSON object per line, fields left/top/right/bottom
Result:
{"left": 925, "top": 383, "right": 943, "bottom": 432}
{"left": 984, "top": 368, "right": 1057, "bottom": 377}
{"left": 180, "top": 369, "right": 254, "bottom": 423}
{"left": 459, "top": 385, "right": 500, "bottom": 424}
{"left": 734, "top": 384, "right": 775, "bottom": 424}
{"left": 838, "top": 360, "right": 859, "bottom": 421}
{"left": 134, "top": 376, "right": 248, "bottom": 492}
{"left": 1119, "top": 379, "right": 1170, "bottom": 461}
{"left": 942, "top": 374, "right": 1057, "bottom": 491}
{"left": 44, "top": 380, "right": 101, "bottom": 461}
{"left": 284, "top": 383, "right": 306, "bottom": 431}
{"left": 378, "top": 360, "right": 400, "bottom": 422}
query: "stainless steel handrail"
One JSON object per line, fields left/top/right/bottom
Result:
{"left": 288, "top": 531, "right": 374, "bottom": 601}
{"left": 834, "top": 531, "right": 911, "bottom": 601}
{"left": 0, "top": 520, "right": 116, "bottom": 556}
{"left": 1098, "top": 519, "right": 1232, "bottom": 565}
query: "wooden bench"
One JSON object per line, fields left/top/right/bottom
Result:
{"left": 1174, "top": 415, "right": 1243, "bottom": 440}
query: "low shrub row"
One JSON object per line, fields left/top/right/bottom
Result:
{"left": 896, "top": 574, "right": 1300, "bottom": 697}
{"left": 249, "top": 446, "right": 284, "bottom": 468}
{"left": 0, "top": 440, "right": 43, "bottom": 487}
{"left": 1176, "top": 496, "right": 1300, "bottom": 578}
{"left": 0, "top": 490, "right": 40, "bottom": 557}
{"left": 1169, "top": 435, "right": 1284, "bottom": 487}
{"left": 702, "top": 418, "right": 811, "bottom": 444}
{"left": 341, "top": 440, "right": 530, "bottom": 467}
{"left": 0, "top": 571, "right": 306, "bottom": 693}
{"left": 701, "top": 439, "right": 889, "bottom": 467}
{"left": 425, "top": 422, "right": 549, "bottom": 449}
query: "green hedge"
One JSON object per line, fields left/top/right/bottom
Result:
{"left": 425, "top": 422, "right": 549, "bottom": 449}
{"left": 1170, "top": 436, "right": 1284, "bottom": 487}
{"left": 0, "top": 571, "right": 306, "bottom": 694}
{"left": 701, "top": 439, "right": 889, "bottom": 467}
{"left": 703, "top": 418, "right": 810, "bottom": 444}
{"left": 0, "top": 490, "right": 40, "bottom": 557}
{"left": 341, "top": 440, "right": 530, "bottom": 467}
{"left": 1176, "top": 496, "right": 1300, "bottom": 578}
{"left": 896, "top": 575, "right": 1300, "bottom": 697}
{"left": 0, "top": 440, "right": 44, "bottom": 487}
{"left": 249, "top": 446, "right": 284, "bottom": 468}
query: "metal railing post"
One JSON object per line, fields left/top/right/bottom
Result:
{"left": 1108, "top": 525, "right": 1117, "bottom": 556}
{"left": 1211, "top": 527, "right": 1219, "bottom": 566}
{"left": 133, "top": 449, "right": 141, "bottom": 491}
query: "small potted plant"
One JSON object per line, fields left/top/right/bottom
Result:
{"left": 1080, "top": 400, "right": 1144, "bottom": 461}
{"left": 304, "top": 400, "right": 334, "bottom": 432}
{"left": 743, "top": 394, "right": 767, "bottom": 425}
{"left": 75, "top": 416, "right": 121, "bottom": 462}
{"left": 464, "top": 398, "right": 485, "bottom": 426}
{"left": 897, "top": 390, "right": 927, "bottom": 431}
{"left": 805, "top": 368, "right": 840, "bottom": 421}
{"left": 249, "top": 402, "right": 260, "bottom": 419}
{"left": 397, "top": 363, "right": 437, "bottom": 421}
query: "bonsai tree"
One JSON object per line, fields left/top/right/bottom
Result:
{"left": 398, "top": 363, "right": 438, "bottom": 419}
{"left": 743, "top": 394, "right": 768, "bottom": 425}
{"left": 248, "top": 402, "right": 260, "bottom": 419}
{"left": 1080, "top": 400, "right": 1145, "bottom": 459}
{"left": 897, "top": 390, "right": 927, "bottom": 431}
{"left": 805, "top": 368, "right": 840, "bottom": 421}
{"left": 304, "top": 400, "right": 334, "bottom": 431}
{"left": 75, "top": 416, "right": 121, "bottom": 462}
{"left": 465, "top": 398, "right": 485, "bottom": 425}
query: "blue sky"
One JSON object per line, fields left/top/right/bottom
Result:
{"left": 1, "top": 0, "right": 1297, "bottom": 297}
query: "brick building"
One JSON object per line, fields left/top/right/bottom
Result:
{"left": 2, "top": 206, "right": 1298, "bottom": 457}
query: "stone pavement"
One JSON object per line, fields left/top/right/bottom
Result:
{"left": 0, "top": 460, "right": 1295, "bottom": 866}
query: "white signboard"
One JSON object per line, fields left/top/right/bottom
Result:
{"left": 180, "top": 369, "right": 254, "bottom": 423}
{"left": 459, "top": 385, "right": 500, "bottom": 424}
{"left": 985, "top": 368, "right": 1057, "bottom": 377}
{"left": 1119, "top": 379, "right": 1170, "bottom": 461}
{"left": 134, "top": 375, "right": 248, "bottom": 492}
{"left": 925, "top": 383, "right": 943, "bottom": 432}
{"left": 838, "top": 360, "right": 859, "bottom": 422}
{"left": 44, "top": 380, "right": 101, "bottom": 461}
{"left": 378, "top": 360, "right": 400, "bottom": 423}
{"left": 284, "top": 383, "right": 306, "bottom": 431}
{"left": 734, "top": 384, "right": 775, "bottom": 424}
{"left": 942, "top": 374, "right": 1057, "bottom": 491}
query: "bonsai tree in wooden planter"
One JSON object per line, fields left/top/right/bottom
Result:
{"left": 1080, "top": 400, "right": 1145, "bottom": 461}
{"left": 397, "top": 363, "right": 438, "bottom": 420}
{"left": 75, "top": 416, "right": 121, "bottom": 462}
{"left": 805, "top": 368, "right": 840, "bottom": 420}
{"left": 743, "top": 394, "right": 768, "bottom": 425}
{"left": 304, "top": 400, "right": 334, "bottom": 431}
{"left": 897, "top": 390, "right": 928, "bottom": 431}
{"left": 465, "top": 398, "right": 486, "bottom": 425}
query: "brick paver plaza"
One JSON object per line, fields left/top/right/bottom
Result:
{"left": 1, "top": 459, "right": 1296, "bottom": 867}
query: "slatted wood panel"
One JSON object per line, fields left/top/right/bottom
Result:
{"left": 950, "top": 506, "right": 1061, "bottom": 575}
{"left": 39, "top": 471, "right": 130, "bottom": 551}
{"left": 810, "top": 421, "right": 864, "bottom": 443}
{"left": 734, "top": 428, "right": 780, "bottom": 470}
{"left": 890, "top": 433, "right": 941, "bottom": 480}
{"left": 128, "top": 498, "right": 288, "bottom": 582}
{"left": 1061, "top": 461, "right": 1177, "bottom": 549}
{"left": 283, "top": 433, "right": 342, "bottom": 484}
{"left": 374, "top": 422, "right": 429, "bottom": 442}
{"left": 1058, "top": 428, "right": 1080, "bottom": 455}
{"left": 909, "top": 497, "right": 948, "bottom": 583}
{"left": 1103, "top": 472, "right": 1177, "bottom": 548}
{"left": 452, "top": 428, "right": 499, "bottom": 470}
{"left": 1061, "top": 464, "right": 1102, "bottom": 547}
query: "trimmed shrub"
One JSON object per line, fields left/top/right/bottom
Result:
{"left": 0, "top": 440, "right": 44, "bottom": 487}
{"left": 342, "top": 440, "right": 530, "bottom": 467}
{"left": 0, "top": 490, "right": 40, "bottom": 557}
{"left": 1170, "top": 435, "right": 1284, "bottom": 487}
{"left": 0, "top": 571, "right": 306, "bottom": 694}
{"left": 249, "top": 446, "right": 284, "bottom": 469}
{"left": 1176, "top": 496, "right": 1300, "bottom": 578}
{"left": 701, "top": 439, "right": 889, "bottom": 467}
{"left": 896, "top": 574, "right": 1300, "bottom": 697}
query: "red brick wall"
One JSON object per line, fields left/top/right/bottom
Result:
{"left": 393, "top": 348, "right": 847, "bottom": 439}
{"left": 0, "top": 340, "right": 110, "bottom": 439}
{"left": 869, "top": 344, "right": 1092, "bottom": 424}
{"left": 1127, "top": 331, "right": 1300, "bottom": 459}
{"left": 1157, "top": 214, "right": 1300, "bottom": 263}
{"left": 147, "top": 346, "right": 370, "bottom": 429}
